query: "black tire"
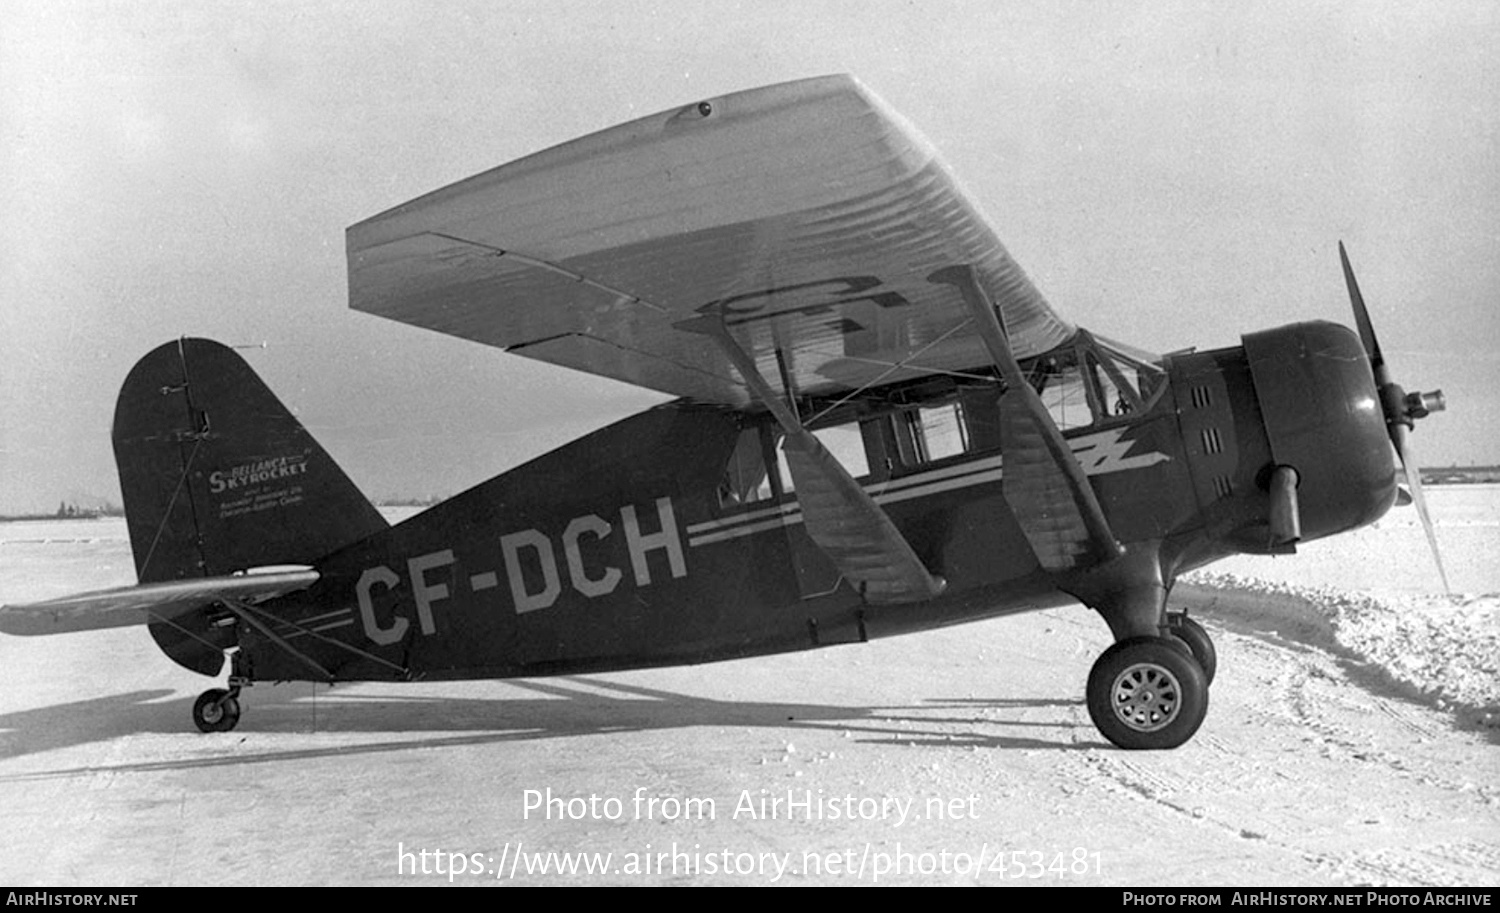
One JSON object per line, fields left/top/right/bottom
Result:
{"left": 193, "top": 689, "right": 241, "bottom": 733}
{"left": 1086, "top": 637, "right": 1209, "bottom": 750}
{"left": 1167, "top": 612, "right": 1217, "bottom": 685}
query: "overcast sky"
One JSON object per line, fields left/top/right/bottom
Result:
{"left": 2, "top": 0, "right": 1496, "bottom": 513}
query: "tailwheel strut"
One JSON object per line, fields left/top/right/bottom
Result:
{"left": 192, "top": 655, "right": 251, "bottom": 733}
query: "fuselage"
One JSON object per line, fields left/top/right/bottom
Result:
{"left": 236, "top": 321, "right": 1396, "bottom": 684}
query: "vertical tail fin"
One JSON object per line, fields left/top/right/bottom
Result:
{"left": 114, "top": 338, "right": 388, "bottom": 584}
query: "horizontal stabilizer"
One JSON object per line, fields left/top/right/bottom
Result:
{"left": 0, "top": 569, "right": 318, "bottom": 636}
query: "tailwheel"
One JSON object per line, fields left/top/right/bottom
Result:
{"left": 192, "top": 688, "right": 242, "bottom": 733}
{"left": 1167, "top": 611, "right": 1217, "bottom": 685}
{"left": 1086, "top": 637, "right": 1208, "bottom": 750}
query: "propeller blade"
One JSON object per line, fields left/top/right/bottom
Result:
{"left": 1339, "top": 241, "right": 1388, "bottom": 382}
{"left": 1396, "top": 431, "right": 1451, "bottom": 596}
{"left": 1337, "top": 242, "right": 1448, "bottom": 595}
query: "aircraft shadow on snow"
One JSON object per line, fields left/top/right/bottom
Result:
{"left": 0, "top": 677, "right": 1100, "bottom": 778}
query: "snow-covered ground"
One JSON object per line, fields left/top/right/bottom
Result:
{"left": 0, "top": 488, "right": 1495, "bottom": 886}
{"left": 1183, "top": 487, "right": 1500, "bottom": 733}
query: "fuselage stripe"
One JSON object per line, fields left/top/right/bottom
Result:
{"left": 686, "top": 454, "right": 1006, "bottom": 536}
{"left": 299, "top": 608, "right": 352, "bottom": 625}
{"left": 688, "top": 466, "right": 1009, "bottom": 547}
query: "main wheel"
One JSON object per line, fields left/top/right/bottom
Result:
{"left": 1086, "top": 637, "right": 1208, "bottom": 750}
{"left": 193, "top": 689, "right": 242, "bottom": 733}
{"left": 1167, "top": 612, "right": 1217, "bottom": 685}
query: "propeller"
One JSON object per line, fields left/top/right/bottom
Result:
{"left": 1338, "top": 242, "right": 1450, "bottom": 594}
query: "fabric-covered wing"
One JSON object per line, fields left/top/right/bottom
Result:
{"left": 0, "top": 570, "right": 318, "bottom": 636}
{"left": 347, "top": 74, "right": 1072, "bottom": 406}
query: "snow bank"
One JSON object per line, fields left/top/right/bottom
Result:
{"left": 1184, "top": 569, "right": 1500, "bottom": 728}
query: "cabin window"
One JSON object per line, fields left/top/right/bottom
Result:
{"left": 716, "top": 330, "right": 1166, "bottom": 508}
{"left": 773, "top": 421, "right": 871, "bottom": 494}
{"left": 958, "top": 385, "right": 1004, "bottom": 451}
{"left": 1025, "top": 334, "right": 1167, "bottom": 430}
{"left": 814, "top": 423, "right": 871, "bottom": 478}
{"left": 718, "top": 427, "right": 775, "bottom": 507}
{"left": 1029, "top": 353, "right": 1093, "bottom": 431}
{"left": 862, "top": 396, "right": 988, "bottom": 476}
{"left": 914, "top": 403, "right": 968, "bottom": 461}
{"left": 1087, "top": 332, "right": 1168, "bottom": 415}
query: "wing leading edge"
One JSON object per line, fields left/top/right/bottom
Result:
{"left": 347, "top": 74, "right": 1073, "bottom": 406}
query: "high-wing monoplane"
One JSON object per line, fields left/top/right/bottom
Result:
{"left": 1, "top": 75, "right": 1446, "bottom": 749}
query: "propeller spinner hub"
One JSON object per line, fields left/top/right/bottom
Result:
{"left": 1380, "top": 382, "right": 1445, "bottom": 430}
{"left": 1405, "top": 388, "right": 1445, "bottom": 422}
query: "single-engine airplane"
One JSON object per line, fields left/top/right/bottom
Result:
{"left": 1, "top": 75, "right": 1447, "bottom": 749}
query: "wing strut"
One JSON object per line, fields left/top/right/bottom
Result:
{"left": 224, "top": 599, "right": 412, "bottom": 679}
{"left": 220, "top": 597, "right": 337, "bottom": 683}
{"left": 929, "top": 266, "right": 1124, "bottom": 572}
{"left": 678, "top": 318, "right": 946, "bottom": 605}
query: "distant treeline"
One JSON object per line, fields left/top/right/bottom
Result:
{"left": 375, "top": 496, "right": 449, "bottom": 508}
{"left": 0, "top": 501, "right": 124, "bottom": 522}
{"left": 1422, "top": 466, "right": 1500, "bottom": 485}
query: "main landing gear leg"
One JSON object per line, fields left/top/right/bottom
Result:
{"left": 192, "top": 653, "right": 250, "bottom": 733}
{"left": 1081, "top": 579, "right": 1210, "bottom": 750}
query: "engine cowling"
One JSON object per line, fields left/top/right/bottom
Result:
{"left": 1166, "top": 320, "right": 1398, "bottom": 563}
{"left": 1242, "top": 320, "right": 1398, "bottom": 542}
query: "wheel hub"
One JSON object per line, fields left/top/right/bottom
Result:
{"left": 1111, "top": 663, "right": 1181, "bottom": 732}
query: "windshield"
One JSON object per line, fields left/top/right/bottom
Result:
{"left": 1028, "top": 331, "right": 1167, "bottom": 430}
